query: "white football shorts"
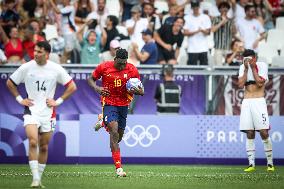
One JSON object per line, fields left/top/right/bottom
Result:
{"left": 239, "top": 97, "right": 270, "bottom": 132}
{"left": 23, "top": 114, "right": 56, "bottom": 133}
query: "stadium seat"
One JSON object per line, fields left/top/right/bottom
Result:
{"left": 154, "top": 0, "right": 169, "bottom": 14}
{"left": 276, "top": 17, "right": 284, "bottom": 30}
{"left": 271, "top": 56, "right": 284, "bottom": 67}
{"left": 116, "top": 25, "right": 129, "bottom": 36}
{"left": 266, "top": 29, "right": 284, "bottom": 49}
{"left": 280, "top": 45, "right": 284, "bottom": 56}
{"left": 257, "top": 56, "right": 267, "bottom": 63}
{"left": 258, "top": 43, "right": 278, "bottom": 64}
{"left": 106, "top": 0, "right": 120, "bottom": 18}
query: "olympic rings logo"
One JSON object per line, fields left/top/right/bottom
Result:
{"left": 123, "top": 125, "right": 160, "bottom": 147}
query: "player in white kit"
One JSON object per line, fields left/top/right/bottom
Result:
{"left": 238, "top": 49, "right": 274, "bottom": 172}
{"left": 6, "top": 41, "right": 77, "bottom": 187}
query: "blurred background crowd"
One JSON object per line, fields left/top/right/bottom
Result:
{"left": 0, "top": 0, "right": 283, "bottom": 66}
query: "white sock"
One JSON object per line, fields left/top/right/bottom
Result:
{"left": 246, "top": 139, "right": 255, "bottom": 167}
{"left": 262, "top": 137, "right": 273, "bottom": 166}
{"left": 38, "top": 163, "right": 46, "bottom": 180}
{"left": 29, "top": 160, "right": 40, "bottom": 181}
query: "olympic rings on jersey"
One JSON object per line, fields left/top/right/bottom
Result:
{"left": 123, "top": 125, "right": 160, "bottom": 147}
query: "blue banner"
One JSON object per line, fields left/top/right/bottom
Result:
{"left": 1, "top": 114, "right": 283, "bottom": 163}
{"left": 0, "top": 73, "right": 206, "bottom": 115}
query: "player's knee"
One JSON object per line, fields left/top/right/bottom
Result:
{"left": 39, "top": 144, "right": 49, "bottom": 153}
{"left": 260, "top": 130, "right": 269, "bottom": 139}
{"left": 29, "top": 139, "right": 38, "bottom": 149}
{"left": 246, "top": 131, "right": 255, "bottom": 139}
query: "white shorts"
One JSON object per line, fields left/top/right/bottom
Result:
{"left": 239, "top": 97, "right": 270, "bottom": 132}
{"left": 23, "top": 114, "right": 56, "bottom": 133}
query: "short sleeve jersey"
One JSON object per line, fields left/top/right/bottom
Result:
{"left": 92, "top": 61, "right": 140, "bottom": 106}
{"left": 238, "top": 61, "right": 268, "bottom": 81}
{"left": 9, "top": 60, "right": 73, "bottom": 117}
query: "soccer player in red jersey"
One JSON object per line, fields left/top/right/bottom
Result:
{"left": 88, "top": 48, "right": 144, "bottom": 177}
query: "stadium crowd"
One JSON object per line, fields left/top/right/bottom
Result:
{"left": 0, "top": 0, "right": 283, "bottom": 66}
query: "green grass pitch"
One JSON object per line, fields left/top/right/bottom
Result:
{"left": 0, "top": 164, "right": 283, "bottom": 189}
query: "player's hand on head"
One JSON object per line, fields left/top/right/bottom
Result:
{"left": 21, "top": 98, "right": 34, "bottom": 106}
{"left": 249, "top": 57, "right": 257, "bottom": 69}
{"left": 46, "top": 98, "right": 57, "bottom": 107}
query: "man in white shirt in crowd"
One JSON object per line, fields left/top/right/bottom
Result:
{"left": 6, "top": 41, "right": 77, "bottom": 188}
{"left": 184, "top": 1, "right": 211, "bottom": 65}
{"left": 126, "top": 5, "right": 149, "bottom": 50}
{"left": 237, "top": 4, "right": 266, "bottom": 52}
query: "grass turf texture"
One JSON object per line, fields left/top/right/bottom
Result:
{"left": 0, "top": 164, "right": 283, "bottom": 189}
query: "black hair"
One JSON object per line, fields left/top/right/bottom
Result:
{"left": 107, "top": 15, "right": 119, "bottom": 27}
{"left": 162, "top": 64, "right": 174, "bottom": 77}
{"left": 218, "top": 2, "right": 231, "bottom": 10}
{"left": 115, "top": 48, "right": 128, "bottom": 59}
{"left": 243, "top": 49, "right": 256, "bottom": 57}
{"left": 88, "top": 19, "right": 97, "bottom": 29}
{"left": 36, "top": 41, "right": 51, "bottom": 53}
{"left": 230, "top": 39, "right": 241, "bottom": 49}
{"left": 173, "top": 16, "right": 185, "bottom": 24}
{"left": 245, "top": 4, "right": 255, "bottom": 12}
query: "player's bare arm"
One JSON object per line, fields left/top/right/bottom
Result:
{"left": 46, "top": 81, "right": 77, "bottom": 107}
{"left": 6, "top": 79, "right": 34, "bottom": 106}
{"left": 87, "top": 76, "right": 110, "bottom": 96}
{"left": 238, "top": 62, "right": 249, "bottom": 89}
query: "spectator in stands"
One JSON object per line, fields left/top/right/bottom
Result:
{"left": 120, "top": 0, "right": 140, "bottom": 23}
{"left": 0, "top": 49, "right": 7, "bottom": 64}
{"left": 43, "top": 24, "right": 65, "bottom": 59}
{"left": 30, "top": 19, "right": 45, "bottom": 41}
{"left": 162, "top": 5, "right": 178, "bottom": 26}
{"left": 22, "top": 0, "right": 37, "bottom": 18}
{"left": 0, "top": 0, "right": 20, "bottom": 35}
{"left": 253, "top": 0, "right": 274, "bottom": 30}
{"left": 142, "top": 2, "right": 161, "bottom": 32}
{"left": 49, "top": 0, "right": 77, "bottom": 52}
{"left": 34, "top": 0, "right": 48, "bottom": 19}
{"left": 225, "top": 39, "right": 245, "bottom": 66}
{"left": 74, "top": 0, "right": 95, "bottom": 26}
{"left": 154, "top": 17, "right": 184, "bottom": 65}
{"left": 155, "top": 64, "right": 182, "bottom": 114}
{"left": 126, "top": 5, "right": 149, "bottom": 50}
{"left": 101, "top": 39, "right": 120, "bottom": 62}
{"left": 184, "top": 1, "right": 211, "bottom": 65}
{"left": 96, "top": 0, "right": 109, "bottom": 29}
{"left": 232, "top": 0, "right": 248, "bottom": 22}
{"left": 132, "top": 28, "right": 158, "bottom": 64}
{"left": 268, "top": 0, "right": 284, "bottom": 17}
{"left": 237, "top": 4, "right": 266, "bottom": 51}
{"left": 127, "top": 45, "right": 140, "bottom": 66}
{"left": 101, "top": 15, "right": 120, "bottom": 52}
{"left": 77, "top": 21, "right": 101, "bottom": 64}
{"left": 212, "top": 2, "right": 236, "bottom": 66}
{"left": 167, "top": 0, "right": 189, "bottom": 17}
{"left": 0, "top": 25, "right": 23, "bottom": 63}
{"left": 23, "top": 25, "right": 44, "bottom": 62}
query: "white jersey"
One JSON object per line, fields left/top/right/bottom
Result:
{"left": 238, "top": 61, "right": 268, "bottom": 82}
{"left": 10, "top": 60, "right": 72, "bottom": 118}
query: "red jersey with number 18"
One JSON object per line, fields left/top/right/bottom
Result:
{"left": 92, "top": 61, "right": 140, "bottom": 106}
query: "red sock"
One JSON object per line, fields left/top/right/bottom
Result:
{"left": 112, "top": 150, "right": 122, "bottom": 169}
